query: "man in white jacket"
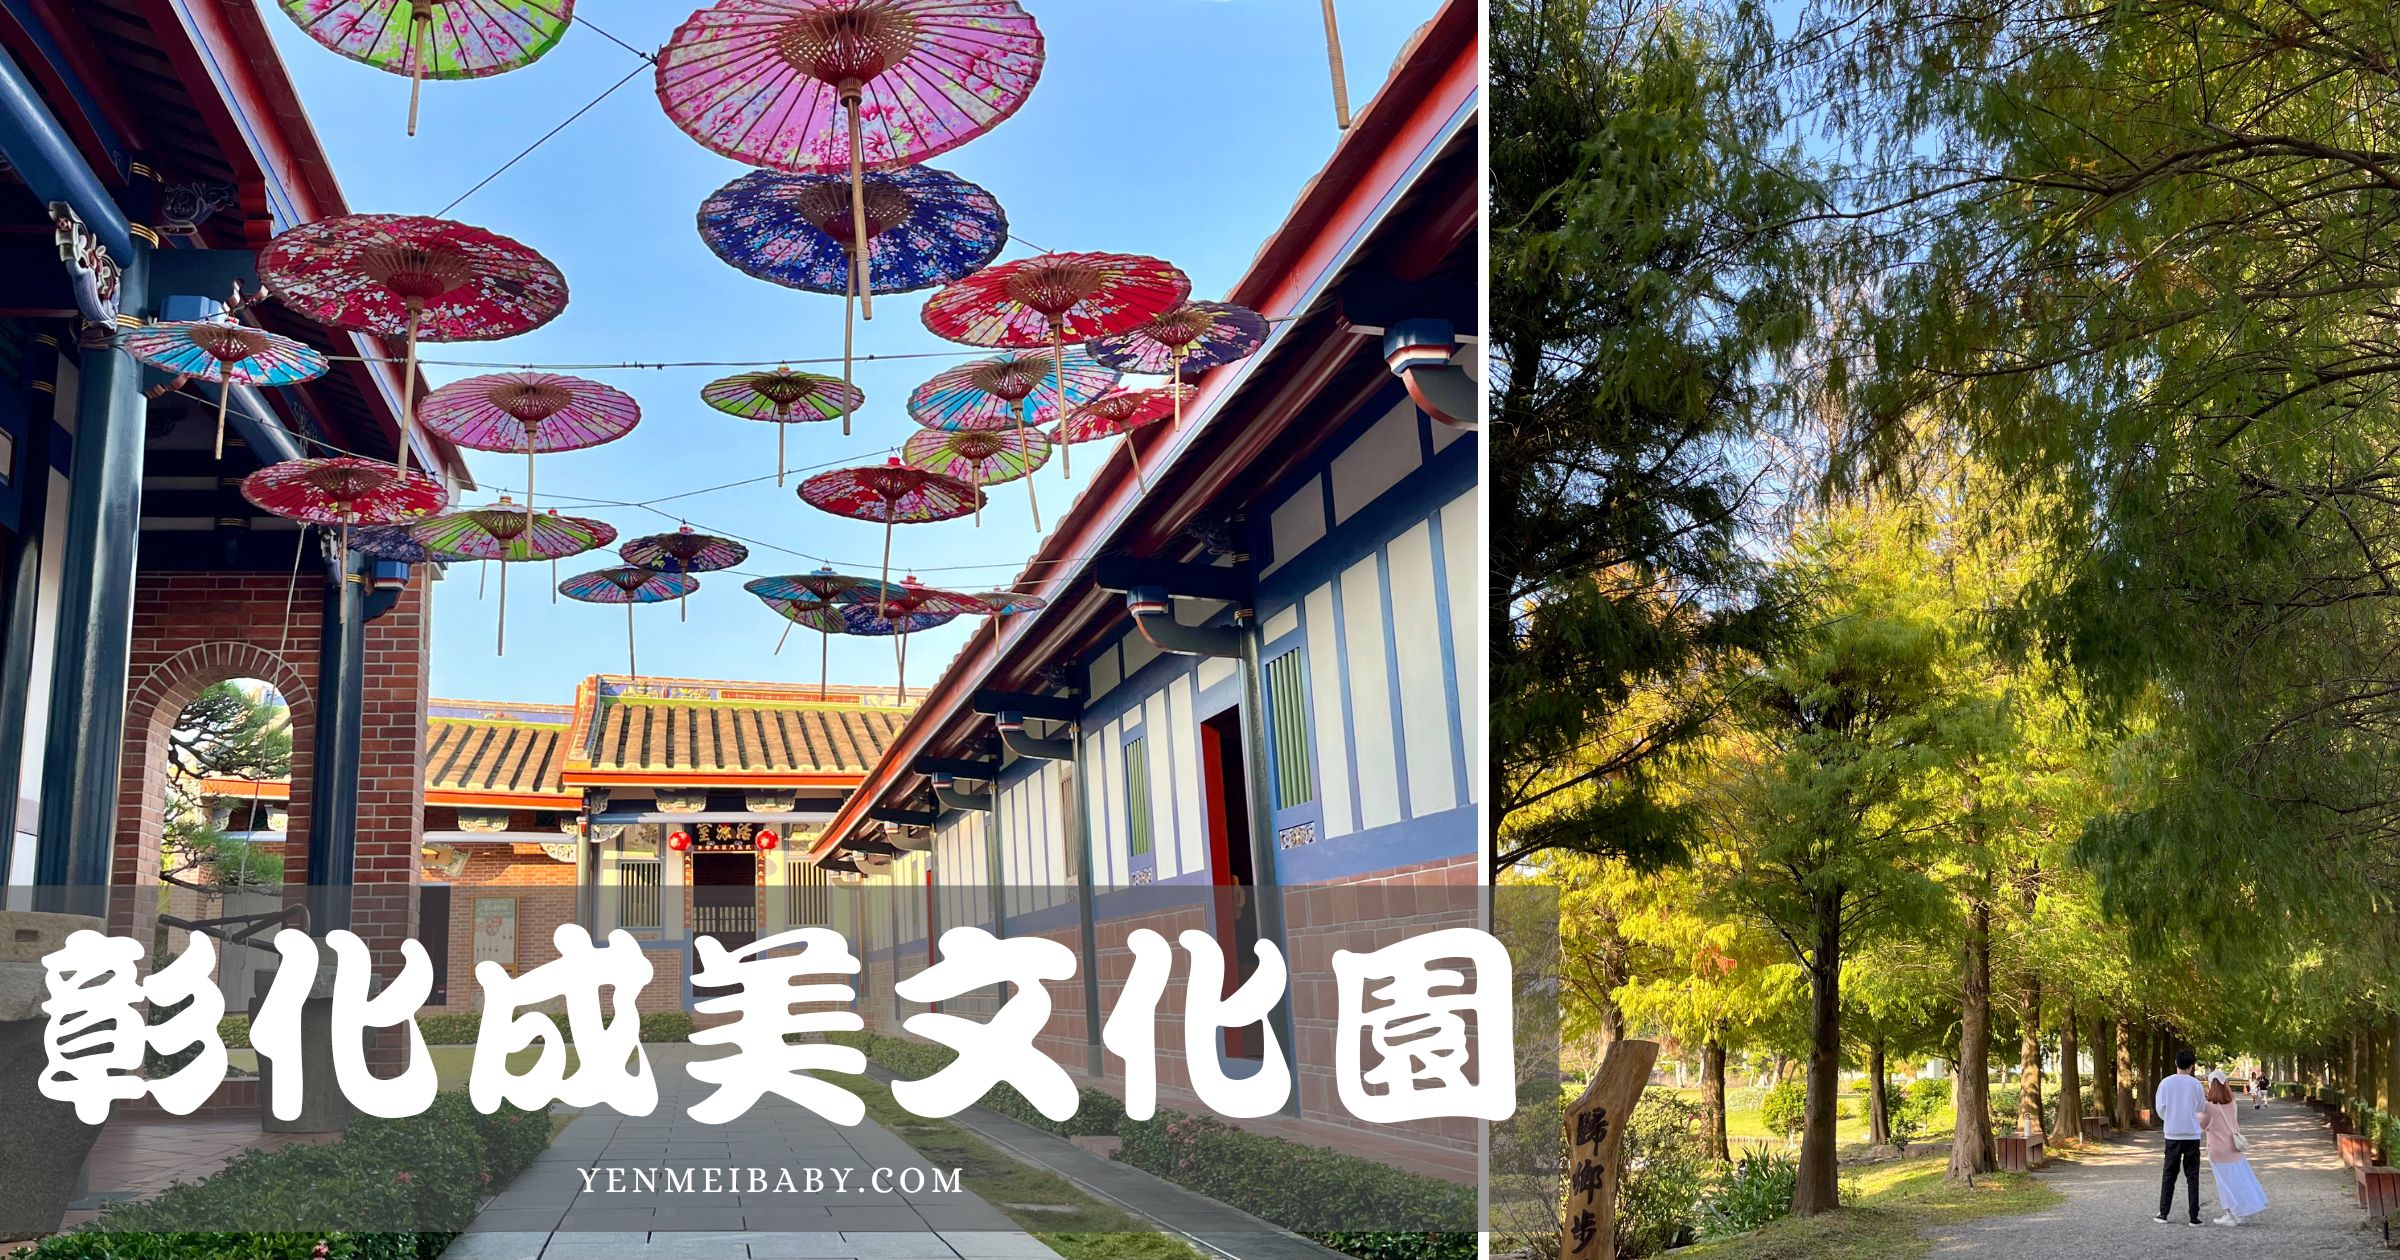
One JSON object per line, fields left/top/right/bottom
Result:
{"left": 2154, "top": 1048, "right": 2207, "bottom": 1225}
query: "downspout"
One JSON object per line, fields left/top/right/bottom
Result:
{"left": 1234, "top": 611, "right": 1301, "bottom": 1115}
{"left": 996, "top": 711, "right": 1073, "bottom": 762}
{"left": 306, "top": 543, "right": 366, "bottom": 929}
{"left": 1383, "top": 318, "right": 1474, "bottom": 430}
{"left": 929, "top": 772, "right": 992, "bottom": 815}
{"left": 1126, "top": 585, "right": 1242, "bottom": 658}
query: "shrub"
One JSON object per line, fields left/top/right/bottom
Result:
{"left": 1699, "top": 1151, "right": 1798, "bottom": 1237}
{"left": 1758, "top": 1078, "right": 1805, "bottom": 1138}
{"left": 220, "top": 1014, "right": 253, "bottom": 1050}
{"left": 1119, "top": 1113, "right": 1474, "bottom": 1259}
{"left": 13, "top": 1091, "right": 552, "bottom": 1259}
{"left": 414, "top": 1011, "right": 481, "bottom": 1046}
{"left": 639, "top": 1011, "right": 694, "bottom": 1043}
{"left": 1614, "top": 1092, "right": 1714, "bottom": 1257}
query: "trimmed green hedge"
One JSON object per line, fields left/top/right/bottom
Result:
{"left": 7, "top": 1092, "right": 552, "bottom": 1260}
{"left": 833, "top": 1030, "right": 1474, "bottom": 1260}
{"left": 218, "top": 1010, "right": 696, "bottom": 1050}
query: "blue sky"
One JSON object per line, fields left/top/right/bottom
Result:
{"left": 259, "top": 1, "right": 1443, "bottom": 705}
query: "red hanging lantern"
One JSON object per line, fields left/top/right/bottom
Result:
{"left": 756, "top": 829, "right": 780, "bottom": 852}
{"left": 668, "top": 830, "right": 692, "bottom": 852}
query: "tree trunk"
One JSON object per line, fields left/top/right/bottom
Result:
{"left": 1793, "top": 897, "right": 1844, "bottom": 1216}
{"left": 2096, "top": 1015, "right": 2122, "bottom": 1130}
{"left": 1868, "top": 1036, "right": 1891, "bottom": 1147}
{"left": 2132, "top": 1023, "right": 2152, "bottom": 1125}
{"left": 1948, "top": 891, "right": 1996, "bottom": 1180}
{"left": 2017, "top": 975, "right": 2043, "bottom": 1136}
{"left": 1702, "top": 1031, "right": 1730, "bottom": 1162}
{"left": 2051, "top": 992, "right": 2083, "bottom": 1143}
{"left": 1595, "top": 939, "right": 1628, "bottom": 1049}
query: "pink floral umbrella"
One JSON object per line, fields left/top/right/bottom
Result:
{"left": 559, "top": 565, "right": 700, "bottom": 680}
{"left": 921, "top": 251, "right": 1189, "bottom": 479}
{"left": 417, "top": 371, "right": 637, "bottom": 531}
{"left": 241, "top": 457, "right": 449, "bottom": 617}
{"left": 1085, "top": 301, "right": 1267, "bottom": 428}
{"left": 656, "top": 0, "right": 1044, "bottom": 319}
{"left": 797, "top": 456, "right": 982, "bottom": 614}
{"left": 1051, "top": 383, "right": 1196, "bottom": 488}
{"left": 258, "top": 213, "right": 569, "bottom": 479}
{"left": 620, "top": 526, "right": 750, "bottom": 623}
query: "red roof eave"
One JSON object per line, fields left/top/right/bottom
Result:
{"left": 808, "top": 0, "right": 1477, "bottom": 861}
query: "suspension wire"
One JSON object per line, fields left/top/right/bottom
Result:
{"left": 434, "top": 61, "right": 650, "bottom": 219}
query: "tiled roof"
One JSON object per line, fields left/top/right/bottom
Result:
{"left": 582, "top": 698, "right": 907, "bottom": 777}
{"left": 425, "top": 717, "right": 569, "bottom": 799}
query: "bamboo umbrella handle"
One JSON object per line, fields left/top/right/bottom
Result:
{"left": 627, "top": 602, "right": 637, "bottom": 680}
{"left": 408, "top": 10, "right": 429, "bottom": 136}
{"left": 842, "top": 262, "right": 857, "bottom": 437}
{"left": 498, "top": 557, "right": 508, "bottom": 656}
{"left": 214, "top": 361, "right": 232, "bottom": 460}
{"left": 525, "top": 441, "right": 537, "bottom": 534}
{"left": 820, "top": 629, "right": 830, "bottom": 701}
{"left": 398, "top": 301, "right": 422, "bottom": 479}
{"left": 897, "top": 628, "right": 908, "bottom": 705}
{"left": 879, "top": 513, "right": 894, "bottom": 618}
{"left": 1018, "top": 395, "right": 1041, "bottom": 531}
{"left": 1128, "top": 427, "right": 1148, "bottom": 492}
{"left": 775, "top": 618, "right": 794, "bottom": 655}
{"left": 1053, "top": 327, "right": 1071, "bottom": 481}
{"left": 777, "top": 420, "right": 787, "bottom": 487}
{"left": 846, "top": 84, "right": 873, "bottom": 321}
{"left": 1320, "top": 0, "right": 1351, "bottom": 129}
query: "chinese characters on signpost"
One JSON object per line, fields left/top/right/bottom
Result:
{"left": 1559, "top": 1038, "right": 1659, "bottom": 1260}
{"left": 38, "top": 922, "right": 1514, "bottom": 1130}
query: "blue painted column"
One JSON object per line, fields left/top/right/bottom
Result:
{"left": 33, "top": 245, "right": 150, "bottom": 902}
{"left": 0, "top": 333, "right": 59, "bottom": 885}
{"left": 305, "top": 545, "right": 366, "bottom": 928}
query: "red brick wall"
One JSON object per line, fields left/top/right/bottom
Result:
{"left": 116, "top": 568, "right": 428, "bottom": 962}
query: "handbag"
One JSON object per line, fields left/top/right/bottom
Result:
{"left": 2233, "top": 1133, "right": 2248, "bottom": 1153}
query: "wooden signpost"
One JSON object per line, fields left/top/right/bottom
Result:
{"left": 1560, "top": 1038, "right": 1660, "bottom": 1260}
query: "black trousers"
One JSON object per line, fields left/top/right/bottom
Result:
{"left": 2159, "top": 1138, "right": 2202, "bottom": 1220}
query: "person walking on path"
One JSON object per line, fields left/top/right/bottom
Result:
{"left": 2200, "top": 1070, "right": 2269, "bottom": 1226}
{"left": 2252, "top": 1065, "right": 2269, "bottom": 1109}
{"left": 2155, "top": 1047, "right": 2207, "bottom": 1225}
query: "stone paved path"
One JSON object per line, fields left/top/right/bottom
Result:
{"left": 1929, "top": 1099, "right": 2386, "bottom": 1257}
{"left": 446, "top": 1046, "right": 1060, "bottom": 1260}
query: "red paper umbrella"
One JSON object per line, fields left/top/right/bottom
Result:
{"left": 899, "top": 425, "right": 1050, "bottom": 529}
{"left": 1086, "top": 301, "right": 1267, "bottom": 429}
{"left": 1051, "top": 384, "right": 1196, "bottom": 488}
{"left": 699, "top": 366, "right": 866, "bottom": 478}
{"left": 921, "top": 252, "right": 1189, "bottom": 479}
{"left": 258, "top": 214, "right": 569, "bottom": 479}
{"left": 656, "top": 0, "right": 1045, "bottom": 321}
{"left": 797, "top": 456, "right": 981, "bottom": 614}
{"left": 417, "top": 371, "right": 637, "bottom": 531}
{"left": 242, "top": 457, "right": 449, "bottom": 617}
{"left": 558, "top": 565, "right": 700, "bottom": 680}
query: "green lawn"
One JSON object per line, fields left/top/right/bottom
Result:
{"left": 849, "top": 1077, "right": 1202, "bottom": 1260}
{"left": 1635, "top": 1087, "right": 1960, "bottom": 1152}
{"left": 1671, "top": 1155, "right": 2060, "bottom": 1260}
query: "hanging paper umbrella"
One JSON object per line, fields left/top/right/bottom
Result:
{"left": 121, "top": 319, "right": 330, "bottom": 459}
{"left": 965, "top": 586, "right": 1046, "bottom": 649}
{"left": 242, "top": 457, "right": 449, "bottom": 617}
{"left": 622, "top": 526, "right": 749, "bottom": 624}
{"left": 743, "top": 566, "right": 900, "bottom": 608}
{"left": 699, "top": 166, "right": 1004, "bottom": 417}
{"left": 796, "top": 457, "right": 982, "bottom": 615}
{"left": 921, "top": 252, "right": 1189, "bottom": 478}
{"left": 412, "top": 497, "right": 614, "bottom": 653}
{"left": 699, "top": 367, "right": 865, "bottom": 480}
{"left": 349, "top": 523, "right": 468, "bottom": 564}
{"left": 559, "top": 566, "right": 699, "bottom": 680}
{"left": 1051, "top": 383, "right": 1196, "bottom": 488}
{"left": 907, "top": 346, "right": 1118, "bottom": 431}
{"left": 1086, "top": 301, "right": 1266, "bottom": 426}
{"left": 258, "top": 214, "right": 569, "bottom": 479}
{"left": 417, "top": 371, "right": 638, "bottom": 530}
{"left": 275, "top": 0, "right": 576, "bottom": 135}
{"left": 900, "top": 425, "right": 1050, "bottom": 529}
{"left": 837, "top": 598, "right": 959, "bottom": 704}
{"left": 756, "top": 594, "right": 852, "bottom": 699}
{"left": 656, "top": 0, "right": 1044, "bottom": 321}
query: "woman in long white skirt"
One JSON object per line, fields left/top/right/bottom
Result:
{"left": 2201, "top": 1071, "right": 2269, "bottom": 1224}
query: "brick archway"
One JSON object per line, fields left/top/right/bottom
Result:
{"left": 118, "top": 639, "right": 316, "bottom": 888}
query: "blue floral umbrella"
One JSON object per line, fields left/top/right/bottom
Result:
{"left": 839, "top": 600, "right": 958, "bottom": 704}
{"left": 698, "top": 165, "right": 1006, "bottom": 425}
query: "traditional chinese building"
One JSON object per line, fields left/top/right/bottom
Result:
{"left": 0, "top": 1, "right": 458, "bottom": 966}
{"left": 806, "top": 0, "right": 1480, "bottom": 1177}
{"left": 199, "top": 676, "right": 910, "bottom": 1010}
